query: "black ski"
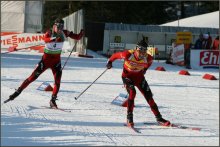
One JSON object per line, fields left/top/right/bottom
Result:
{"left": 3, "top": 98, "right": 12, "bottom": 104}
{"left": 169, "top": 123, "right": 201, "bottom": 131}
{"left": 123, "top": 123, "right": 141, "bottom": 133}
{"left": 3, "top": 98, "right": 71, "bottom": 112}
{"left": 143, "top": 122, "right": 201, "bottom": 131}
{"left": 41, "top": 106, "right": 71, "bottom": 112}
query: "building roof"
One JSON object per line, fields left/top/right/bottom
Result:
{"left": 160, "top": 11, "right": 219, "bottom": 29}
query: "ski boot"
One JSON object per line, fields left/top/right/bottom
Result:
{"left": 49, "top": 95, "right": 58, "bottom": 109}
{"left": 127, "top": 112, "right": 134, "bottom": 127}
{"left": 156, "top": 114, "right": 170, "bottom": 126}
{"left": 4, "top": 88, "right": 22, "bottom": 103}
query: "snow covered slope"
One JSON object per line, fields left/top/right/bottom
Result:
{"left": 1, "top": 51, "right": 219, "bottom": 146}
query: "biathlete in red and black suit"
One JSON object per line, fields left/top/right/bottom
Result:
{"left": 8, "top": 18, "right": 84, "bottom": 108}
{"left": 106, "top": 38, "right": 170, "bottom": 127}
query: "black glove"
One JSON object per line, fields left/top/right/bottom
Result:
{"left": 50, "top": 37, "right": 56, "bottom": 42}
{"left": 106, "top": 61, "right": 112, "bottom": 69}
{"left": 78, "top": 29, "right": 84, "bottom": 39}
{"left": 142, "top": 68, "right": 147, "bottom": 74}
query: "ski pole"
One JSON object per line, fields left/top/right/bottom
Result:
{"left": 61, "top": 41, "right": 78, "bottom": 70}
{"left": 1, "top": 44, "right": 44, "bottom": 54}
{"left": 75, "top": 68, "right": 108, "bottom": 100}
{"left": 2, "top": 48, "right": 24, "bottom": 54}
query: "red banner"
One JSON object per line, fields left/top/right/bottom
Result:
{"left": 1, "top": 32, "right": 45, "bottom": 49}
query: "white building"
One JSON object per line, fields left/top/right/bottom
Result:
{"left": 1, "top": 1, "right": 44, "bottom": 33}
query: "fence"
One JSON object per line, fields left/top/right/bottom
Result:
{"left": 63, "top": 9, "right": 85, "bottom": 55}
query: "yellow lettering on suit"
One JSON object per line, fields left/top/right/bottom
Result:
{"left": 124, "top": 50, "right": 148, "bottom": 72}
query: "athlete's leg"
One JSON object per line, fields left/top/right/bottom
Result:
{"left": 51, "top": 61, "right": 62, "bottom": 97}
{"left": 137, "top": 78, "right": 170, "bottom": 125}
{"left": 9, "top": 59, "right": 47, "bottom": 100}
{"left": 122, "top": 77, "right": 136, "bottom": 126}
{"left": 49, "top": 61, "right": 62, "bottom": 108}
{"left": 137, "top": 78, "right": 160, "bottom": 116}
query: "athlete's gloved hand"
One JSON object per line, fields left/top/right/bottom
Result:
{"left": 142, "top": 68, "right": 147, "bottom": 74}
{"left": 78, "top": 29, "right": 84, "bottom": 39}
{"left": 106, "top": 61, "right": 112, "bottom": 69}
{"left": 50, "top": 37, "right": 56, "bottom": 42}
{"left": 51, "top": 36, "right": 62, "bottom": 42}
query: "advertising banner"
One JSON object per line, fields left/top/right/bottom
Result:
{"left": 176, "top": 32, "right": 192, "bottom": 44}
{"left": 172, "top": 44, "right": 185, "bottom": 65}
{"left": 1, "top": 32, "right": 72, "bottom": 53}
{"left": 1, "top": 33, "right": 45, "bottom": 49}
{"left": 191, "top": 50, "right": 219, "bottom": 69}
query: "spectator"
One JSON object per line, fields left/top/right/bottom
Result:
{"left": 207, "top": 32, "right": 212, "bottom": 49}
{"left": 212, "top": 36, "right": 219, "bottom": 50}
{"left": 184, "top": 43, "right": 192, "bottom": 69}
{"left": 166, "top": 40, "right": 175, "bottom": 64}
{"left": 194, "top": 33, "right": 203, "bottom": 49}
{"left": 202, "top": 34, "right": 209, "bottom": 49}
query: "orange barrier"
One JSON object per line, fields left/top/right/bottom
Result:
{"left": 179, "top": 70, "right": 190, "bottom": 75}
{"left": 122, "top": 99, "right": 128, "bottom": 107}
{"left": 202, "top": 74, "right": 217, "bottom": 80}
{"left": 37, "top": 82, "right": 53, "bottom": 91}
{"left": 155, "top": 66, "right": 166, "bottom": 71}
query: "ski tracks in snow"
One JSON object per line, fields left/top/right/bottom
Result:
{"left": 1, "top": 92, "right": 217, "bottom": 146}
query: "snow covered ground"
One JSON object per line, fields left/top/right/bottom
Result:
{"left": 1, "top": 50, "right": 219, "bottom": 146}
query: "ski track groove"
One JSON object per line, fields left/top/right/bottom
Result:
{"left": 83, "top": 126, "right": 117, "bottom": 145}
{"left": 93, "top": 127, "right": 118, "bottom": 145}
{"left": 14, "top": 106, "right": 22, "bottom": 117}
{"left": 70, "top": 98, "right": 142, "bottom": 146}
{"left": 62, "top": 99, "right": 129, "bottom": 146}
{"left": 1, "top": 63, "right": 219, "bottom": 146}
{"left": 2, "top": 95, "right": 216, "bottom": 140}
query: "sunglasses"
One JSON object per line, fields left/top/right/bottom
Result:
{"left": 136, "top": 49, "right": 147, "bottom": 58}
{"left": 136, "top": 45, "right": 147, "bottom": 51}
{"left": 54, "top": 23, "right": 64, "bottom": 30}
